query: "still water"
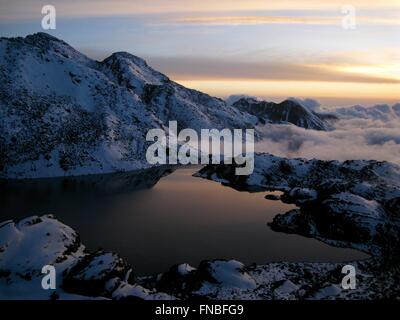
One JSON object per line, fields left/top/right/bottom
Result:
{"left": 0, "top": 166, "right": 367, "bottom": 275}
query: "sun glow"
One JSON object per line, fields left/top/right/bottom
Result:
{"left": 333, "top": 64, "right": 400, "bottom": 81}
{"left": 177, "top": 79, "right": 400, "bottom": 102}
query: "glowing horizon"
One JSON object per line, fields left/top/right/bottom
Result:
{"left": 0, "top": 0, "right": 399, "bottom": 106}
{"left": 176, "top": 79, "right": 400, "bottom": 106}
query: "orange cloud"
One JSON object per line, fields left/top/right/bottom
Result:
{"left": 1, "top": 0, "right": 399, "bottom": 20}
{"left": 149, "top": 56, "right": 400, "bottom": 84}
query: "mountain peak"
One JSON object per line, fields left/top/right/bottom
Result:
{"left": 22, "top": 32, "right": 70, "bottom": 49}
{"left": 0, "top": 32, "right": 58, "bottom": 42}
{"left": 233, "top": 97, "right": 332, "bottom": 131}
{"left": 101, "top": 51, "right": 170, "bottom": 93}
{"left": 0, "top": 33, "right": 256, "bottom": 179}
{"left": 0, "top": 32, "right": 91, "bottom": 65}
{"left": 105, "top": 51, "right": 149, "bottom": 68}
{"left": 26, "top": 32, "right": 63, "bottom": 42}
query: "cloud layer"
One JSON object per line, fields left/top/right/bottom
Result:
{"left": 255, "top": 103, "right": 400, "bottom": 165}
{"left": 1, "top": 0, "right": 399, "bottom": 20}
{"left": 173, "top": 15, "right": 400, "bottom": 27}
{"left": 149, "top": 57, "right": 400, "bottom": 84}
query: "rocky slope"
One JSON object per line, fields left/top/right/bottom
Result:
{"left": 232, "top": 97, "right": 333, "bottom": 131}
{"left": 195, "top": 153, "right": 400, "bottom": 257}
{"left": 1, "top": 215, "right": 399, "bottom": 300}
{"left": 0, "top": 33, "right": 257, "bottom": 179}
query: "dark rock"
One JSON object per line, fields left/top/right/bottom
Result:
{"left": 197, "top": 153, "right": 400, "bottom": 258}
{"left": 265, "top": 194, "right": 280, "bottom": 201}
{"left": 62, "top": 251, "right": 133, "bottom": 297}
{"left": 232, "top": 98, "right": 332, "bottom": 130}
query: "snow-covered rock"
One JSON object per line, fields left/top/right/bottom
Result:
{"left": 283, "top": 187, "right": 318, "bottom": 204}
{"left": 0, "top": 33, "right": 257, "bottom": 179}
{"left": 196, "top": 260, "right": 257, "bottom": 291}
{"left": 195, "top": 153, "right": 400, "bottom": 256}
{"left": 196, "top": 153, "right": 400, "bottom": 196}
{"left": 144, "top": 259, "right": 400, "bottom": 300}
{"left": 62, "top": 251, "right": 132, "bottom": 297}
{"left": 273, "top": 280, "right": 300, "bottom": 299}
{"left": 0, "top": 215, "right": 170, "bottom": 300}
{"left": 1, "top": 215, "right": 399, "bottom": 300}
{"left": 111, "top": 283, "right": 176, "bottom": 300}
{"left": 0, "top": 215, "right": 84, "bottom": 278}
{"left": 0, "top": 215, "right": 87, "bottom": 299}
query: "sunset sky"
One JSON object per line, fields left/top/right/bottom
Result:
{"left": 0, "top": 0, "right": 399, "bottom": 107}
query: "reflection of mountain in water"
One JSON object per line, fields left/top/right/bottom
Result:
{"left": 0, "top": 166, "right": 175, "bottom": 200}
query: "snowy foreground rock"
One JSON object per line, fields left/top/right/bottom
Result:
{"left": 0, "top": 215, "right": 174, "bottom": 300}
{"left": 1, "top": 214, "right": 399, "bottom": 300}
{"left": 195, "top": 153, "right": 400, "bottom": 257}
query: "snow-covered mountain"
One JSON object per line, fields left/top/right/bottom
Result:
{"left": 232, "top": 97, "right": 333, "bottom": 131}
{"left": 0, "top": 33, "right": 257, "bottom": 179}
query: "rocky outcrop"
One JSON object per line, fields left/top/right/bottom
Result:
{"left": 1, "top": 215, "right": 399, "bottom": 300}
{"left": 0, "top": 215, "right": 174, "bottom": 300}
{"left": 195, "top": 153, "right": 400, "bottom": 257}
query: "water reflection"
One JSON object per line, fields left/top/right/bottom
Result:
{"left": 0, "top": 166, "right": 368, "bottom": 275}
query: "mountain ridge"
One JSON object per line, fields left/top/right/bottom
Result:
{"left": 0, "top": 33, "right": 257, "bottom": 179}
{"left": 232, "top": 97, "right": 334, "bottom": 131}
{"left": 3, "top": 33, "right": 392, "bottom": 179}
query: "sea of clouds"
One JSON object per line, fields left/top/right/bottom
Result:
{"left": 248, "top": 98, "right": 400, "bottom": 165}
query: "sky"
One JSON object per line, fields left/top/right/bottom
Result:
{"left": 0, "top": 0, "right": 399, "bottom": 107}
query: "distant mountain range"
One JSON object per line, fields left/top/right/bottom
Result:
{"left": 231, "top": 97, "right": 334, "bottom": 131}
